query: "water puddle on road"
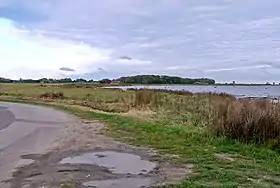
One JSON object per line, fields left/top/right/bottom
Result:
{"left": 59, "top": 151, "right": 157, "bottom": 175}
{"left": 83, "top": 177, "right": 153, "bottom": 188}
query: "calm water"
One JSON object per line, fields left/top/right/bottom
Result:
{"left": 107, "top": 85, "right": 280, "bottom": 99}
{"left": 59, "top": 151, "right": 156, "bottom": 174}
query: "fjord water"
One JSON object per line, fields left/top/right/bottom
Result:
{"left": 108, "top": 85, "right": 280, "bottom": 99}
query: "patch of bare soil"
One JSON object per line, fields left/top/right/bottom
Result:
{"left": 7, "top": 117, "right": 193, "bottom": 188}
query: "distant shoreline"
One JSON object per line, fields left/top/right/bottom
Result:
{"left": 109, "top": 83, "right": 279, "bottom": 87}
{"left": 0, "top": 82, "right": 279, "bottom": 87}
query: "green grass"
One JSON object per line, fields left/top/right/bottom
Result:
{"left": 66, "top": 107, "right": 280, "bottom": 188}
{"left": 1, "top": 84, "right": 280, "bottom": 187}
{"left": 60, "top": 182, "right": 75, "bottom": 188}
{"left": 2, "top": 99, "right": 279, "bottom": 188}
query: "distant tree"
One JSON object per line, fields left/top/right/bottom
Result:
{"left": 0, "top": 77, "right": 13, "bottom": 83}
{"left": 99, "top": 79, "right": 112, "bottom": 84}
{"left": 58, "top": 78, "right": 73, "bottom": 83}
{"left": 0, "top": 75, "right": 216, "bottom": 85}
{"left": 74, "top": 78, "right": 87, "bottom": 83}
{"left": 116, "top": 75, "right": 215, "bottom": 85}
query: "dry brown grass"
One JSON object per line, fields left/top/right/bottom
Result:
{"left": 1, "top": 83, "right": 280, "bottom": 148}
{"left": 133, "top": 89, "right": 280, "bottom": 147}
{"left": 127, "top": 88, "right": 194, "bottom": 96}
{"left": 213, "top": 99, "right": 280, "bottom": 146}
{"left": 40, "top": 92, "right": 64, "bottom": 99}
{"left": 133, "top": 89, "right": 154, "bottom": 106}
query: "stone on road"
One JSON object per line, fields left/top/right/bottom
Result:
{"left": 0, "top": 102, "right": 75, "bottom": 187}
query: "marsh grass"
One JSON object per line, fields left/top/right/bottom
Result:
{"left": 132, "top": 89, "right": 280, "bottom": 147}
{"left": 1, "top": 84, "right": 280, "bottom": 148}
{"left": 40, "top": 91, "right": 64, "bottom": 99}
{"left": 2, "top": 84, "right": 280, "bottom": 187}
{"left": 213, "top": 99, "right": 280, "bottom": 147}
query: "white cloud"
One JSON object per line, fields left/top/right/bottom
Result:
{"left": 204, "top": 65, "right": 272, "bottom": 73}
{"left": 190, "top": 5, "right": 227, "bottom": 12}
{"left": 1, "top": 0, "right": 280, "bottom": 82}
{"left": 0, "top": 18, "right": 150, "bottom": 79}
{"left": 0, "top": 18, "right": 110, "bottom": 79}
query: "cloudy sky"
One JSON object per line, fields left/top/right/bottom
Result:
{"left": 0, "top": 0, "right": 280, "bottom": 83}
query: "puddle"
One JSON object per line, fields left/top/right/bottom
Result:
{"left": 0, "top": 108, "right": 15, "bottom": 130}
{"left": 83, "top": 177, "right": 153, "bottom": 188}
{"left": 59, "top": 151, "right": 157, "bottom": 174}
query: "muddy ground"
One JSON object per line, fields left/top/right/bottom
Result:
{"left": 6, "top": 117, "right": 193, "bottom": 188}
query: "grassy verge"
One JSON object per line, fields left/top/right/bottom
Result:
{"left": 2, "top": 98, "right": 280, "bottom": 188}
{"left": 1, "top": 84, "right": 280, "bottom": 187}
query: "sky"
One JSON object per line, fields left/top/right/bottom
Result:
{"left": 0, "top": 0, "right": 280, "bottom": 83}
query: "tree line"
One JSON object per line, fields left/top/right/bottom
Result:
{"left": 0, "top": 77, "right": 89, "bottom": 84}
{"left": 115, "top": 75, "right": 215, "bottom": 85}
{"left": 0, "top": 75, "right": 215, "bottom": 85}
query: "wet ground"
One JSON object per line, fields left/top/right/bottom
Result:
{"left": 59, "top": 151, "right": 157, "bottom": 175}
{"left": 83, "top": 177, "right": 153, "bottom": 188}
{"left": 0, "top": 102, "right": 193, "bottom": 188}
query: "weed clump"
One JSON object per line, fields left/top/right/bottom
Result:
{"left": 133, "top": 90, "right": 154, "bottom": 106}
{"left": 0, "top": 92, "right": 9, "bottom": 96}
{"left": 213, "top": 99, "right": 280, "bottom": 146}
{"left": 127, "top": 88, "right": 193, "bottom": 96}
{"left": 40, "top": 92, "right": 64, "bottom": 99}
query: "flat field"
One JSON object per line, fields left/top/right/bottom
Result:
{"left": 1, "top": 83, "right": 280, "bottom": 187}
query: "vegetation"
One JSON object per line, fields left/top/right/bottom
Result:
{"left": 116, "top": 75, "right": 215, "bottom": 85}
{"left": 213, "top": 99, "right": 280, "bottom": 147}
{"left": 1, "top": 83, "right": 280, "bottom": 187}
{"left": 0, "top": 77, "right": 89, "bottom": 84}
{"left": 40, "top": 91, "right": 64, "bottom": 99}
{"left": 0, "top": 75, "right": 215, "bottom": 85}
{"left": 60, "top": 182, "right": 75, "bottom": 188}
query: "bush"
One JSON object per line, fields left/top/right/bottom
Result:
{"left": 39, "top": 92, "right": 64, "bottom": 99}
{"left": 0, "top": 92, "right": 9, "bottom": 96}
{"left": 213, "top": 99, "right": 280, "bottom": 146}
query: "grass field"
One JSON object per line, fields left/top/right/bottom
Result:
{"left": 1, "top": 83, "right": 280, "bottom": 187}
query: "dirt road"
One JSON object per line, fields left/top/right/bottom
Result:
{"left": 0, "top": 102, "right": 76, "bottom": 187}
{"left": 0, "top": 102, "right": 192, "bottom": 188}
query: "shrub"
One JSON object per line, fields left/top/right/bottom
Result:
{"left": 39, "top": 92, "right": 64, "bottom": 99}
{"left": 212, "top": 99, "right": 280, "bottom": 146}
{"left": 0, "top": 92, "right": 9, "bottom": 96}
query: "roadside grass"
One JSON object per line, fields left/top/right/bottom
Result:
{"left": 60, "top": 182, "right": 76, "bottom": 188}
{"left": 62, "top": 105, "right": 280, "bottom": 188}
{"left": 1, "top": 84, "right": 280, "bottom": 187}
{"left": 2, "top": 99, "right": 280, "bottom": 188}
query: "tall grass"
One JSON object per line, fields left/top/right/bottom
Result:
{"left": 40, "top": 91, "right": 64, "bottom": 99}
{"left": 1, "top": 84, "right": 280, "bottom": 148}
{"left": 132, "top": 89, "right": 280, "bottom": 148}
{"left": 213, "top": 99, "right": 280, "bottom": 147}
{"left": 133, "top": 89, "right": 154, "bottom": 106}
